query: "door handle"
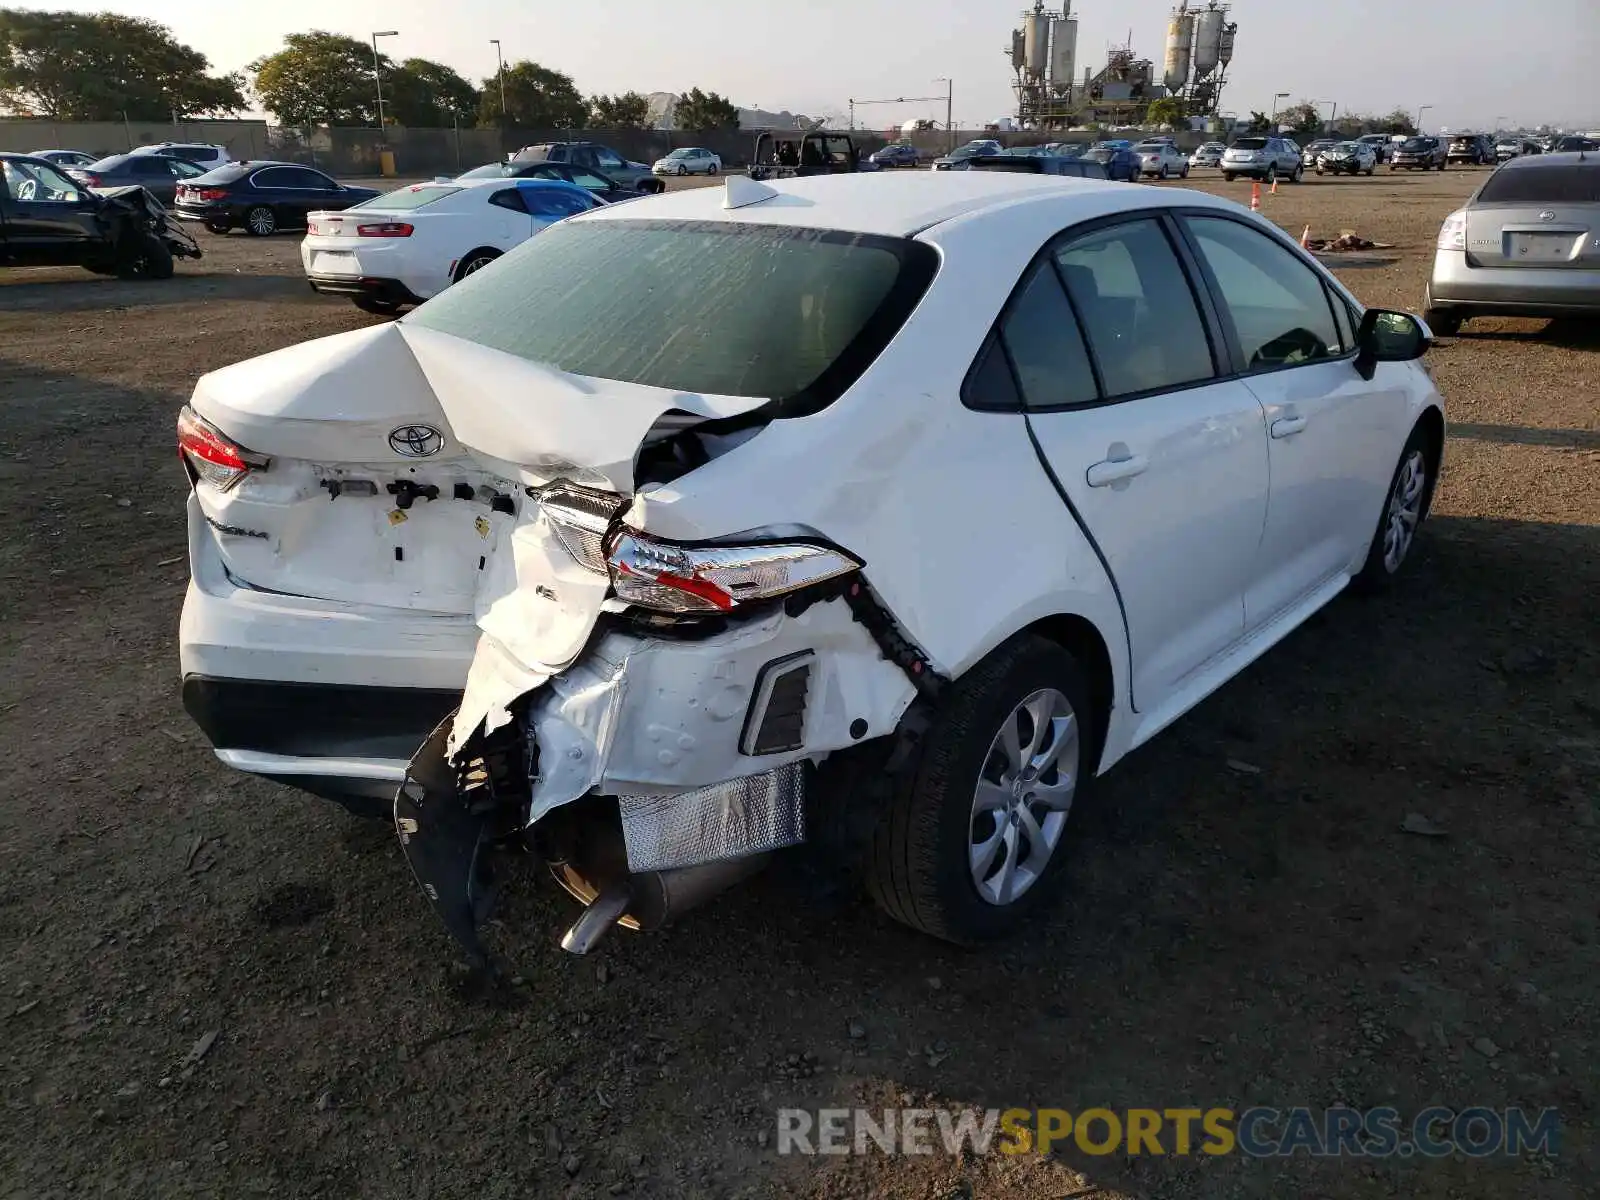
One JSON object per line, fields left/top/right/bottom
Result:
{"left": 1085, "top": 452, "right": 1150, "bottom": 488}
{"left": 1270, "top": 415, "right": 1308, "bottom": 439}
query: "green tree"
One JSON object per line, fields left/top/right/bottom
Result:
{"left": 477, "top": 60, "right": 586, "bottom": 129}
{"left": 1245, "top": 109, "right": 1271, "bottom": 134}
{"left": 1145, "top": 97, "right": 1185, "bottom": 128}
{"left": 388, "top": 57, "right": 479, "bottom": 126}
{"left": 1379, "top": 107, "right": 1417, "bottom": 135}
{"left": 1279, "top": 100, "right": 1325, "bottom": 138}
{"left": 250, "top": 32, "right": 385, "bottom": 126}
{"left": 674, "top": 87, "right": 739, "bottom": 132}
{"left": 589, "top": 90, "right": 651, "bottom": 128}
{"left": 0, "top": 8, "right": 243, "bottom": 119}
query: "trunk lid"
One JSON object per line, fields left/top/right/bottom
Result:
{"left": 1464, "top": 203, "right": 1600, "bottom": 269}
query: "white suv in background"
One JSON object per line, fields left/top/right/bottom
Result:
{"left": 1222, "top": 136, "right": 1304, "bottom": 183}
{"left": 131, "top": 142, "right": 234, "bottom": 171}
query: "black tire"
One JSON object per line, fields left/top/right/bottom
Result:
{"left": 1352, "top": 425, "right": 1436, "bottom": 593}
{"left": 1181, "top": 164, "right": 1189, "bottom": 178}
{"left": 353, "top": 296, "right": 403, "bottom": 316}
{"left": 1422, "top": 287, "right": 1463, "bottom": 336}
{"left": 116, "top": 232, "right": 174, "bottom": 280}
{"left": 244, "top": 205, "right": 277, "bottom": 236}
{"left": 204, "top": 219, "right": 230, "bottom": 235}
{"left": 707, "top": 162, "right": 719, "bottom": 176}
{"left": 1291, "top": 164, "right": 1304, "bottom": 183}
{"left": 453, "top": 247, "right": 501, "bottom": 283}
{"left": 1366, "top": 165, "right": 1375, "bottom": 176}
{"left": 1265, "top": 164, "right": 1277, "bottom": 184}
{"left": 867, "top": 635, "right": 1093, "bottom": 945}
{"left": 1223, "top": 171, "right": 1235, "bottom": 182}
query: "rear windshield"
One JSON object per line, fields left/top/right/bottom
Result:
{"left": 458, "top": 163, "right": 511, "bottom": 179}
{"left": 1231, "top": 138, "right": 1267, "bottom": 150}
{"left": 356, "top": 184, "right": 461, "bottom": 211}
{"left": 406, "top": 219, "right": 939, "bottom": 416}
{"left": 194, "top": 162, "right": 251, "bottom": 183}
{"left": 1477, "top": 163, "right": 1600, "bottom": 204}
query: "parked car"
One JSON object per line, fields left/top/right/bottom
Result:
{"left": 179, "top": 171, "right": 1443, "bottom": 965}
{"left": 1496, "top": 138, "right": 1541, "bottom": 162}
{"left": 957, "top": 154, "right": 1108, "bottom": 179}
{"left": 869, "top": 143, "right": 920, "bottom": 167}
{"left": 172, "top": 162, "right": 379, "bottom": 236}
{"left": 652, "top": 147, "right": 723, "bottom": 176}
{"left": 28, "top": 149, "right": 96, "bottom": 169}
{"left": 1081, "top": 141, "right": 1142, "bottom": 181}
{"left": 1043, "top": 142, "right": 1089, "bottom": 159}
{"left": 299, "top": 177, "right": 602, "bottom": 314}
{"left": 65, "top": 153, "right": 209, "bottom": 206}
{"left": 1, "top": 152, "right": 201, "bottom": 278}
{"left": 1189, "top": 141, "right": 1226, "bottom": 167}
{"left": 1302, "top": 139, "right": 1338, "bottom": 168}
{"left": 1447, "top": 134, "right": 1495, "bottom": 166}
{"left": 1552, "top": 136, "right": 1599, "bottom": 153}
{"left": 1356, "top": 134, "right": 1393, "bottom": 164}
{"left": 1316, "top": 141, "right": 1377, "bottom": 176}
{"left": 455, "top": 160, "right": 640, "bottom": 205}
{"left": 129, "top": 142, "right": 234, "bottom": 172}
{"left": 931, "top": 140, "right": 1005, "bottom": 170}
{"left": 1135, "top": 141, "right": 1190, "bottom": 179}
{"left": 511, "top": 142, "right": 664, "bottom": 193}
{"left": 1391, "top": 137, "right": 1448, "bottom": 171}
{"left": 1221, "top": 136, "right": 1303, "bottom": 183}
{"left": 1425, "top": 153, "right": 1600, "bottom": 335}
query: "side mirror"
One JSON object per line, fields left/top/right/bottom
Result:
{"left": 1355, "top": 309, "right": 1432, "bottom": 380}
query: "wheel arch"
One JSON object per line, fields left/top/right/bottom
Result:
{"left": 452, "top": 245, "right": 502, "bottom": 283}
{"left": 1413, "top": 403, "right": 1446, "bottom": 519}
{"left": 1020, "top": 613, "right": 1116, "bottom": 775}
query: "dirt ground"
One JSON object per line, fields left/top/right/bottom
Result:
{"left": 1, "top": 169, "right": 1596, "bottom": 1200}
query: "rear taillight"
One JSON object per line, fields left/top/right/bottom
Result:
{"left": 1437, "top": 210, "right": 1466, "bottom": 251}
{"left": 80, "top": 173, "right": 101, "bottom": 187}
{"left": 196, "top": 187, "right": 228, "bottom": 201}
{"left": 606, "top": 531, "right": 861, "bottom": 615}
{"left": 177, "top": 404, "right": 265, "bottom": 491}
{"left": 357, "top": 222, "right": 413, "bottom": 237}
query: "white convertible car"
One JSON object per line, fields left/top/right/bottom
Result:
{"left": 181, "top": 172, "right": 1445, "bottom": 964}
{"left": 300, "top": 176, "right": 602, "bottom": 314}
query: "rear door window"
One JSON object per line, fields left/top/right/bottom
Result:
{"left": 522, "top": 188, "right": 595, "bottom": 218}
{"left": 1185, "top": 216, "right": 1345, "bottom": 367}
{"left": 489, "top": 188, "right": 528, "bottom": 213}
{"left": 992, "top": 264, "right": 1099, "bottom": 410}
{"left": 250, "top": 167, "right": 293, "bottom": 189}
{"left": 1052, "top": 218, "right": 1215, "bottom": 399}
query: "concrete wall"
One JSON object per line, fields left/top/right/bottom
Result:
{"left": 0, "top": 118, "right": 269, "bottom": 160}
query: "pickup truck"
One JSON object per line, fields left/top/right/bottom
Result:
{"left": 1, "top": 152, "right": 200, "bottom": 278}
{"left": 748, "top": 131, "right": 863, "bottom": 181}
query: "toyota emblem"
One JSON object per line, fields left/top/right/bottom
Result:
{"left": 1539, "top": 210, "right": 1557, "bottom": 222}
{"left": 388, "top": 424, "right": 445, "bottom": 458}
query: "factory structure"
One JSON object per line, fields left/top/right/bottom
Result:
{"left": 1009, "top": 1, "right": 1237, "bottom": 130}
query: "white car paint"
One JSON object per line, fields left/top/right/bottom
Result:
{"left": 183, "top": 169, "right": 1444, "bottom": 837}
{"left": 652, "top": 148, "right": 722, "bottom": 176}
{"left": 298, "top": 178, "right": 601, "bottom": 303}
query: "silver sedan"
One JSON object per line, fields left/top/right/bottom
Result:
{"left": 1135, "top": 142, "right": 1191, "bottom": 179}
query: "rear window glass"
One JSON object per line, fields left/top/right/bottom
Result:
{"left": 458, "top": 163, "right": 512, "bottom": 179}
{"left": 406, "top": 219, "right": 939, "bottom": 415}
{"left": 1477, "top": 164, "right": 1600, "bottom": 204}
{"left": 356, "top": 184, "right": 461, "bottom": 211}
{"left": 1231, "top": 138, "right": 1267, "bottom": 150}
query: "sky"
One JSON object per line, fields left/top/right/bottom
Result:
{"left": 26, "top": 0, "right": 1600, "bottom": 132}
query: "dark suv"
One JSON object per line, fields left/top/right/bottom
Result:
{"left": 1391, "top": 136, "right": 1448, "bottom": 171}
{"left": 956, "top": 154, "right": 1108, "bottom": 179}
{"left": 1447, "top": 134, "right": 1494, "bottom": 166}
{"left": 510, "top": 143, "right": 664, "bottom": 194}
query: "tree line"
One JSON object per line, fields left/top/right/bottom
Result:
{"left": 0, "top": 11, "right": 743, "bottom": 130}
{"left": 1145, "top": 96, "right": 1420, "bottom": 138}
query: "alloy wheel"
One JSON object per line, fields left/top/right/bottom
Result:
{"left": 969, "top": 688, "right": 1079, "bottom": 906}
{"left": 460, "top": 254, "right": 494, "bottom": 277}
{"left": 247, "top": 207, "right": 276, "bottom": 236}
{"left": 1382, "top": 450, "right": 1427, "bottom": 573}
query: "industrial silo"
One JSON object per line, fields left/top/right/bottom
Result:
{"left": 1218, "top": 22, "right": 1238, "bottom": 69}
{"left": 1049, "top": 17, "right": 1079, "bottom": 88}
{"left": 1163, "top": 7, "right": 1195, "bottom": 93}
{"left": 1024, "top": 11, "right": 1050, "bottom": 76}
{"left": 1193, "top": 6, "right": 1225, "bottom": 78}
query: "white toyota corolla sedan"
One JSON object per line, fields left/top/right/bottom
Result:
{"left": 300, "top": 177, "right": 602, "bottom": 314}
{"left": 180, "top": 172, "right": 1445, "bottom": 964}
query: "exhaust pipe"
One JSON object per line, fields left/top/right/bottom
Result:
{"left": 557, "top": 854, "right": 770, "bottom": 954}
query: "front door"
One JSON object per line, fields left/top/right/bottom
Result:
{"left": 1178, "top": 214, "right": 1410, "bottom": 626}
{"left": 992, "top": 215, "right": 1271, "bottom": 712}
{"left": 0, "top": 159, "right": 101, "bottom": 264}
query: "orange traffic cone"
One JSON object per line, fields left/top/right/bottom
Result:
{"left": 1250, "top": 181, "right": 1261, "bottom": 212}
{"left": 1300, "top": 225, "right": 1312, "bottom": 249}
{"left": 1270, "top": 177, "right": 1280, "bottom": 196}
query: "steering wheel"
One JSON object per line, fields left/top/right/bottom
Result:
{"left": 16, "top": 178, "right": 37, "bottom": 201}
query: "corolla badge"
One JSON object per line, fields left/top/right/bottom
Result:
{"left": 1539, "top": 210, "right": 1557, "bottom": 222}
{"left": 389, "top": 424, "right": 445, "bottom": 457}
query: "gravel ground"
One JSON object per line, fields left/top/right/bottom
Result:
{"left": 0, "top": 169, "right": 1596, "bottom": 1200}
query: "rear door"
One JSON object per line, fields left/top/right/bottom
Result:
{"left": 1002, "top": 214, "right": 1270, "bottom": 711}
{"left": 128, "top": 155, "right": 180, "bottom": 204}
{"left": 1178, "top": 212, "right": 1407, "bottom": 625}
{"left": 1464, "top": 162, "right": 1600, "bottom": 271}
{"left": 279, "top": 166, "right": 342, "bottom": 225}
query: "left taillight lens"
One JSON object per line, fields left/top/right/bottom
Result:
{"left": 606, "top": 530, "right": 861, "bottom": 614}
{"left": 1437, "top": 209, "right": 1466, "bottom": 251}
{"left": 357, "top": 221, "right": 413, "bottom": 237}
{"left": 177, "top": 404, "right": 263, "bottom": 491}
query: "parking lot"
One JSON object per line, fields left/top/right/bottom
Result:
{"left": 1, "top": 167, "right": 1596, "bottom": 1199}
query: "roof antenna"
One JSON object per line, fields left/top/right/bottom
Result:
{"left": 723, "top": 175, "right": 779, "bottom": 210}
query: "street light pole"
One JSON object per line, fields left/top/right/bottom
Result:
{"left": 490, "top": 39, "right": 507, "bottom": 119}
{"left": 1270, "top": 92, "right": 1289, "bottom": 127}
{"left": 1416, "top": 104, "right": 1432, "bottom": 132}
{"left": 371, "top": 30, "right": 398, "bottom": 140}
{"left": 934, "top": 78, "right": 953, "bottom": 151}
